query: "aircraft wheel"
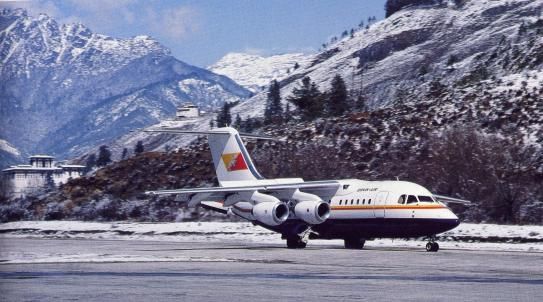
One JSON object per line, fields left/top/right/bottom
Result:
{"left": 287, "top": 238, "right": 306, "bottom": 249}
{"left": 344, "top": 238, "right": 365, "bottom": 249}
{"left": 426, "top": 242, "right": 439, "bottom": 252}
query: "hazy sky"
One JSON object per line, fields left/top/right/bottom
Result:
{"left": 6, "top": 0, "right": 386, "bottom": 67}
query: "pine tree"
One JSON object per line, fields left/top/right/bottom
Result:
{"left": 209, "top": 119, "right": 214, "bottom": 129}
{"left": 85, "top": 153, "right": 96, "bottom": 173}
{"left": 264, "top": 80, "right": 282, "bottom": 124}
{"left": 234, "top": 113, "right": 242, "bottom": 128}
{"left": 216, "top": 102, "right": 232, "bottom": 127}
{"left": 121, "top": 148, "right": 128, "bottom": 159}
{"left": 355, "top": 94, "right": 367, "bottom": 111}
{"left": 135, "top": 141, "right": 144, "bottom": 154}
{"left": 326, "top": 74, "right": 349, "bottom": 116}
{"left": 385, "top": 0, "right": 439, "bottom": 18}
{"left": 287, "top": 76, "right": 324, "bottom": 121}
{"left": 284, "top": 102, "right": 292, "bottom": 122}
{"left": 294, "top": 62, "right": 300, "bottom": 69}
{"left": 96, "top": 146, "right": 111, "bottom": 167}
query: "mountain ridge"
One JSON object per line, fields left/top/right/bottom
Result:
{"left": 0, "top": 8, "right": 251, "bottom": 166}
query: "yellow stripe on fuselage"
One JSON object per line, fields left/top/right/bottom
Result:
{"left": 331, "top": 205, "right": 446, "bottom": 211}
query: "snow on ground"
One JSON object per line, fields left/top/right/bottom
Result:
{"left": 1, "top": 221, "right": 542, "bottom": 253}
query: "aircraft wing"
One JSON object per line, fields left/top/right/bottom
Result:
{"left": 146, "top": 180, "right": 341, "bottom": 196}
{"left": 433, "top": 194, "right": 471, "bottom": 205}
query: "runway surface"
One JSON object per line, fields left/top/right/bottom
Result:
{"left": 1, "top": 237, "right": 542, "bottom": 301}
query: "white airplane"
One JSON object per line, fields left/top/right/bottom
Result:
{"left": 146, "top": 127, "right": 469, "bottom": 252}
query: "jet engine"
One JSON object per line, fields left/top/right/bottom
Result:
{"left": 294, "top": 200, "right": 331, "bottom": 225}
{"left": 252, "top": 201, "right": 289, "bottom": 226}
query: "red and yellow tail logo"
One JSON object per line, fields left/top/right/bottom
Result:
{"left": 221, "top": 152, "right": 248, "bottom": 171}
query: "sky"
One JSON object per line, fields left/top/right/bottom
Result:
{"left": 4, "top": 0, "right": 386, "bottom": 67}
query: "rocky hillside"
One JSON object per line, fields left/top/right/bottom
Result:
{"left": 2, "top": 77, "right": 542, "bottom": 223}
{"left": 209, "top": 52, "right": 313, "bottom": 93}
{"left": 114, "top": 0, "right": 542, "bottom": 158}
{"left": 231, "top": 0, "right": 543, "bottom": 118}
{"left": 0, "top": 8, "right": 251, "bottom": 167}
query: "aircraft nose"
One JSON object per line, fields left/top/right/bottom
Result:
{"left": 448, "top": 210, "right": 460, "bottom": 229}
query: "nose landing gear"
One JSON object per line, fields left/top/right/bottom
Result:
{"left": 426, "top": 237, "right": 439, "bottom": 252}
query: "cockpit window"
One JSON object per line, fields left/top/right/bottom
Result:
{"left": 406, "top": 195, "right": 418, "bottom": 204}
{"left": 398, "top": 194, "right": 406, "bottom": 204}
{"left": 418, "top": 196, "right": 434, "bottom": 203}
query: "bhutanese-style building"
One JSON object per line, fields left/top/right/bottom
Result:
{"left": 2, "top": 155, "right": 85, "bottom": 198}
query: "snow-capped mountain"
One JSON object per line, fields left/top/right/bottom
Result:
{"left": 0, "top": 8, "right": 251, "bottom": 166}
{"left": 209, "top": 52, "right": 313, "bottom": 93}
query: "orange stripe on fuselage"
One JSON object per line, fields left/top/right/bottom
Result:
{"left": 331, "top": 205, "right": 446, "bottom": 211}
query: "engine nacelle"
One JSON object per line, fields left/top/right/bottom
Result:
{"left": 294, "top": 200, "right": 331, "bottom": 225}
{"left": 252, "top": 201, "right": 289, "bottom": 226}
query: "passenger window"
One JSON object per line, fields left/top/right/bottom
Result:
{"left": 398, "top": 194, "right": 406, "bottom": 204}
{"left": 339, "top": 200, "right": 342, "bottom": 205}
{"left": 357, "top": 199, "right": 360, "bottom": 205}
{"left": 368, "top": 199, "right": 371, "bottom": 204}
{"left": 362, "top": 199, "right": 365, "bottom": 204}
{"left": 407, "top": 195, "right": 418, "bottom": 204}
{"left": 351, "top": 199, "right": 354, "bottom": 205}
{"left": 418, "top": 196, "right": 434, "bottom": 203}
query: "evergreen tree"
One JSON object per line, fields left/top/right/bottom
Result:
{"left": 216, "top": 102, "right": 232, "bottom": 127}
{"left": 234, "top": 113, "right": 242, "bottom": 128}
{"left": 121, "top": 148, "right": 128, "bottom": 159}
{"left": 135, "top": 141, "right": 144, "bottom": 154}
{"left": 85, "top": 153, "right": 96, "bottom": 173}
{"left": 264, "top": 80, "right": 282, "bottom": 124}
{"left": 326, "top": 74, "right": 349, "bottom": 116}
{"left": 447, "top": 55, "right": 457, "bottom": 66}
{"left": 385, "top": 0, "right": 439, "bottom": 18}
{"left": 287, "top": 77, "right": 324, "bottom": 121}
{"left": 284, "top": 102, "right": 292, "bottom": 122}
{"left": 209, "top": 119, "right": 214, "bottom": 129}
{"left": 294, "top": 62, "right": 300, "bottom": 69}
{"left": 96, "top": 145, "right": 111, "bottom": 167}
{"left": 355, "top": 94, "right": 367, "bottom": 111}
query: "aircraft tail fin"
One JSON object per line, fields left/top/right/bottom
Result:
{"left": 145, "top": 127, "right": 269, "bottom": 186}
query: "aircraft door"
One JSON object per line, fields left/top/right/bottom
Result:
{"left": 374, "top": 191, "right": 388, "bottom": 218}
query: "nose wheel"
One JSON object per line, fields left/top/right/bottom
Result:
{"left": 426, "top": 241, "right": 439, "bottom": 252}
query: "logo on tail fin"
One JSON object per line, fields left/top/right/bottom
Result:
{"left": 221, "top": 152, "right": 248, "bottom": 171}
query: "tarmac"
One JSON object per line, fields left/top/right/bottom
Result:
{"left": 1, "top": 237, "right": 542, "bottom": 301}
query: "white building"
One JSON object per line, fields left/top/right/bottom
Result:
{"left": 175, "top": 103, "right": 199, "bottom": 119}
{"left": 2, "top": 155, "right": 85, "bottom": 198}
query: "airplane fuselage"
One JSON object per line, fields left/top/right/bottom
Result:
{"left": 235, "top": 179, "right": 460, "bottom": 240}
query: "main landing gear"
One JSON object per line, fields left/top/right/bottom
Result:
{"left": 426, "top": 237, "right": 439, "bottom": 252}
{"left": 344, "top": 238, "right": 365, "bottom": 249}
{"left": 286, "top": 237, "right": 307, "bottom": 249}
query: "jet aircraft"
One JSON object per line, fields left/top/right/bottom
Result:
{"left": 146, "top": 127, "right": 468, "bottom": 251}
